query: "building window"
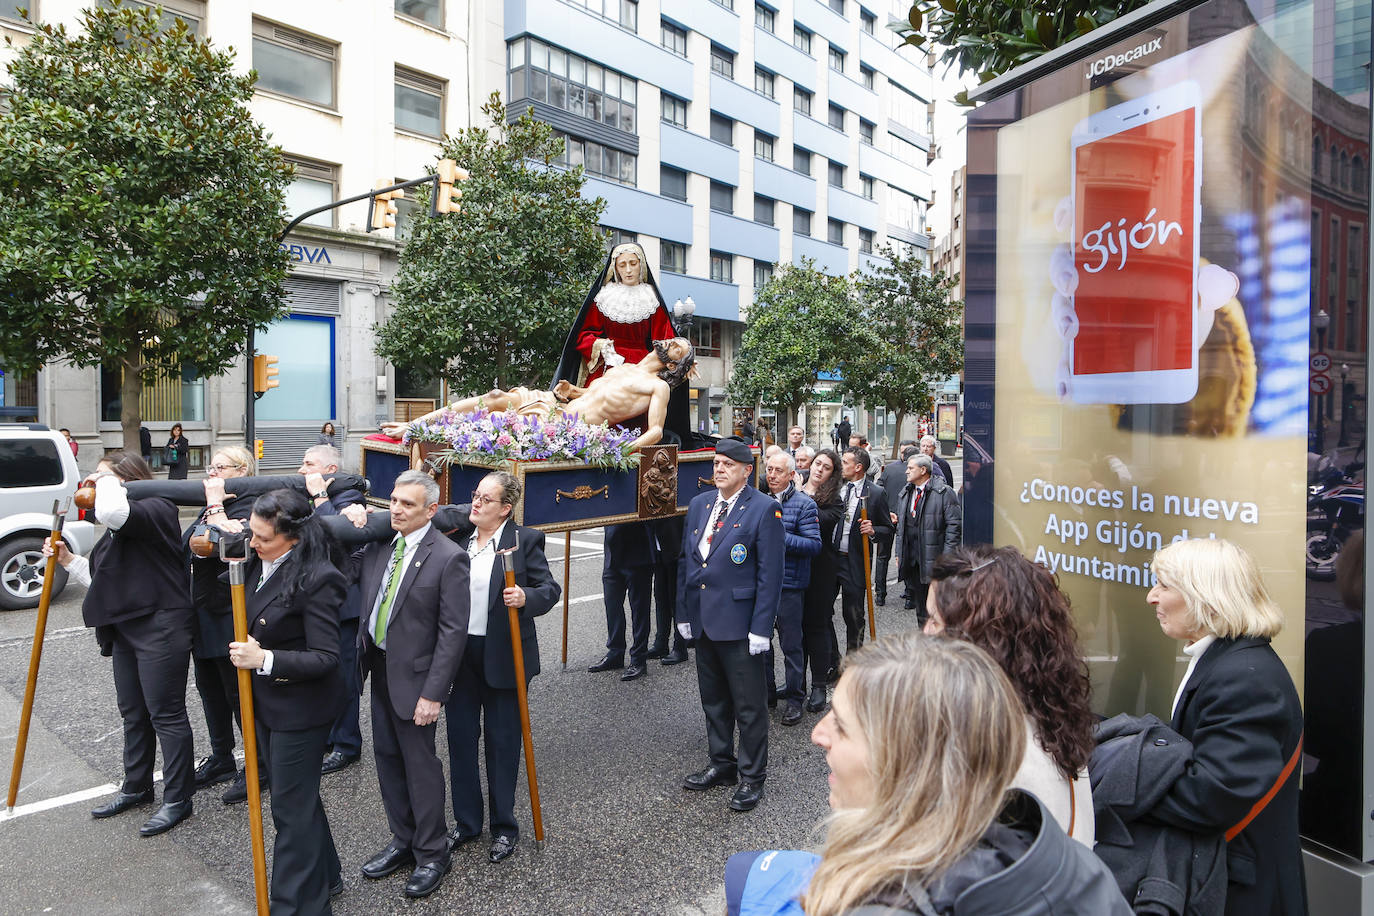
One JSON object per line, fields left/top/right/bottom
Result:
{"left": 552, "top": 131, "right": 637, "bottom": 186}
{"left": 859, "top": 228, "right": 874, "bottom": 253}
{"left": 691, "top": 318, "right": 723, "bottom": 357}
{"left": 860, "top": 64, "right": 875, "bottom": 90}
{"left": 754, "top": 195, "right": 775, "bottom": 225}
{"left": 754, "top": 261, "right": 775, "bottom": 289}
{"left": 793, "top": 147, "right": 812, "bottom": 175}
{"left": 859, "top": 119, "right": 875, "bottom": 144}
{"left": 660, "top": 241, "right": 687, "bottom": 274}
{"left": 603, "top": 226, "right": 639, "bottom": 249}
{"left": 794, "top": 208, "right": 812, "bottom": 237}
{"left": 661, "top": 165, "right": 688, "bottom": 201}
{"left": 888, "top": 81, "right": 925, "bottom": 132}
{"left": 710, "top": 112, "right": 734, "bottom": 145}
{"left": 828, "top": 160, "right": 844, "bottom": 187}
{"left": 794, "top": 87, "right": 813, "bottom": 116}
{"left": 754, "top": 67, "right": 775, "bottom": 99}
{"left": 860, "top": 173, "right": 874, "bottom": 199}
{"left": 395, "top": 67, "right": 445, "bottom": 138}
{"left": 711, "top": 44, "right": 735, "bottom": 79}
{"left": 284, "top": 156, "right": 337, "bottom": 228}
{"left": 828, "top": 0, "right": 844, "bottom": 13}
{"left": 755, "top": 3, "right": 775, "bottom": 32}
{"left": 660, "top": 19, "right": 687, "bottom": 56}
{"left": 1, "top": 0, "right": 29, "bottom": 23}
{"left": 511, "top": 38, "right": 637, "bottom": 133}
{"left": 252, "top": 20, "right": 337, "bottom": 108}
{"left": 828, "top": 47, "right": 845, "bottom": 73}
{"left": 754, "top": 131, "right": 775, "bottom": 161}
{"left": 890, "top": 190, "right": 926, "bottom": 232}
{"left": 710, "top": 181, "right": 735, "bottom": 214}
{"left": 396, "top": 0, "right": 441, "bottom": 27}
{"left": 661, "top": 93, "right": 688, "bottom": 128}
{"left": 860, "top": 9, "right": 875, "bottom": 33}
{"left": 828, "top": 218, "right": 844, "bottom": 245}
{"left": 710, "top": 251, "right": 734, "bottom": 283}
{"left": 828, "top": 103, "right": 845, "bottom": 130}
{"left": 102, "top": 0, "right": 206, "bottom": 34}
{"left": 793, "top": 25, "right": 812, "bottom": 54}
{"left": 711, "top": 0, "right": 734, "bottom": 9}
{"left": 565, "top": 0, "right": 638, "bottom": 29}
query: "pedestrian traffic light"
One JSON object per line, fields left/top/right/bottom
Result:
{"left": 368, "top": 181, "right": 403, "bottom": 232}
{"left": 252, "top": 354, "right": 279, "bottom": 394}
{"left": 434, "top": 158, "right": 468, "bottom": 215}
{"left": 255, "top": 439, "right": 264, "bottom": 460}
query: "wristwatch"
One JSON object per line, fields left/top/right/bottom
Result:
{"left": 312, "top": 490, "right": 329, "bottom": 501}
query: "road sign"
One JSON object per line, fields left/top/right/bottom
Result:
{"left": 1310, "top": 352, "right": 1332, "bottom": 373}
{"left": 1310, "top": 373, "right": 1332, "bottom": 395}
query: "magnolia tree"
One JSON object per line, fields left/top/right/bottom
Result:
{"left": 0, "top": 6, "right": 292, "bottom": 448}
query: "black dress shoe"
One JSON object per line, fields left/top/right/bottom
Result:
{"left": 362, "top": 842, "right": 415, "bottom": 879}
{"left": 221, "top": 769, "right": 267, "bottom": 805}
{"left": 683, "top": 764, "right": 738, "bottom": 790}
{"left": 193, "top": 754, "right": 237, "bottom": 789}
{"left": 91, "top": 789, "right": 153, "bottom": 819}
{"left": 729, "top": 781, "right": 765, "bottom": 812}
{"left": 805, "top": 685, "right": 828, "bottom": 712}
{"left": 876, "top": 595, "right": 886, "bottom": 607}
{"left": 404, "top": 859, "right": 451, "bottom": 898}
{"left": 646, "top": 643, "right": 668, "bottom": 660}
{"left": 781, "top": 701, "right": 803, "bottom": 726}
{"left": 903, "top": 599, "right": 916, "bottom": 610}
{"left": 661, "top": 647, "right": 689, "bottom": 665}
{"left": 321, "top": 749, "right": 359, "bottom": 775}
{"left": 587, "top": 652, "right": 624, "bottom": 672}
{"left": 139, "top": 799, "right": 193, "bottom": 837}
{"left": 620, "top": 663, "right": 647, "bottom": 681}
{"left": 447, "top": 827, "right": 481, "bottom": 850}
{"left": 488, "top": 834, "right": 518, "bottom": 863}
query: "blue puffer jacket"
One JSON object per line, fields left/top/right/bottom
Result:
{"left": 773, "top": 486, "right": 821, "bottom": 591}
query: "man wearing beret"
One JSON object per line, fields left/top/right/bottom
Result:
{"left": 677, "top": 437, "right": 785, "bottom": 812}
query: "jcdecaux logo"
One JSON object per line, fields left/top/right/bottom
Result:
{"left": 1086, "top": 36, "right": 1163, "bottom": 78}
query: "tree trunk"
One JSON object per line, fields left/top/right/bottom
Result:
{"left": 119, "top": 346, "right": 143, "bottom": 456}
{"left": 892, "top": 408, "right": 906, "bottom": 459}
{"left": 495, "top": 334, "right": 509, "bottom": 390}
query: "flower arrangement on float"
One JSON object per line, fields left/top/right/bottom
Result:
{"left": 401, "top": 406, "right": 641, "bottom": 471}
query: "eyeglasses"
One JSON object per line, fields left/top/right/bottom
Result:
{"left": 471, "top": 491, "right": 502, "bottom": 507}
{"left": 209, "top": 463, "right": 242, "bottom": 473}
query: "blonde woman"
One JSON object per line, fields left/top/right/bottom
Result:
{"left": 724, "top": 631, "right": 1128, "bottom": 915}
{"left": 1146, "top": 538, "right": 1303, "bottom": 916}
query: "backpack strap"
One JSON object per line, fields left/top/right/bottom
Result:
{"left": 1225, "top": 734, "right": 1302, "bottom": 842}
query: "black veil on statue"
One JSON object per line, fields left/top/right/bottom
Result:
{"left": 552, "top": 248, "right": 710, "bottom": 450}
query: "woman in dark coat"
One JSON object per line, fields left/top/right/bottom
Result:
{"left": 1146, "top": 538, "right": 1305, "bottom": 916}
{"left": 228, "top": 489, "right": 347, "bottom": 915}
{"left": 801, "top": 448, "right": 844, "bottom": 712}
{"left": 164, "top": 423, "right": 190, "bottom": 479}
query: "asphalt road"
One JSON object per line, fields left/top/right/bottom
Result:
{"left": 0, "top": 521, "right": 923, "bottom": 915}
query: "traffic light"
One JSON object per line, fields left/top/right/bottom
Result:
{"left": 252, "top": 354, "right": 279, "bottom": 395}
{"left": 434, "top": 158, "right": 468, "bottom": 214}
{"left": 368, "top": 181, "right": 403, "bottom": 232}
{"left": 255, "top": 439, "right": 264, "bottom": 460}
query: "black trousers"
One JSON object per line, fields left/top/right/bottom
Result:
{"left": 651, "top": 555, "right": 686, "bottom": 653}
{"left": 110, "top": 609, "right": 195, "bottom": 803}
{"left": 327, "top": 616, "right": 362, "bottom": 757}
{"left": 836, "top": 555, "right": 868, "bottom": 651}
{"left": 802, "top": 573, "right": 838, "bottom": 686}
{"left": 765, "top": 589, "right": 806, "bottom": 702}
{"left": 192, "top": 654, "right": 240, "bottom": 761}
{"left": 872, "top": 534, "right": 894, "bottom": 601}
{"left": 368, "top": 652, "right": 448, "bottom": 865}
{"left": 602, "top": 561, "right": 652, "bottom": 666}
{"left": 694, "top": 635, "right": 768, "bottom": 782}
{"left": 259, "top": 721, "right": 339, "bottom": 916}
{"left": 445, "top": 636, "right": 522, "bottom": 841}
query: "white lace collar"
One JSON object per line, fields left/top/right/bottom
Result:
{"left": 593, "top": 282, "right": 661, "bottom": 324}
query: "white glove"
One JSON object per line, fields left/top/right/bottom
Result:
{"left": 748, "top": 633, "right": 769, "bottom": 656}
{"left": 677, "top": 623, "right": 692, "bottom": 640}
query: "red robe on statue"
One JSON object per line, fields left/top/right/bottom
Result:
{"left": 574, "top": 296, "right": 677, "bottom": 382}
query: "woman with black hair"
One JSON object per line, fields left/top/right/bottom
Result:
{"left": 801, "top": 448, "right": 845, "bottom": 711}
{"left": 164, "top": 423, "right": 190, "bottom": 480}
{"left": 227, "top": 489, "right": 347, "bottom": 914}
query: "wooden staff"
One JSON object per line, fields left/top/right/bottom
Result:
{"left": 223, "top": 542, "right": 269, "bottom": 916}
{"left": 560, "top": 531, "right": 571, "bottom": 669}
{"left": 859, "top": 496, "right": 877, "bottom": 640}
{"left": 6, "top": 500, "right": 65, "bottom": 814}
{"left": 500, "top": 535, "right": 545, "bottom": 849}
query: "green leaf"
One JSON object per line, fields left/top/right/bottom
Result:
{"left": 904, "top": 33, "right": 926, "bottom": 46}
{"left": 1075, "top": 14, "right": 1096, "bottom": 32}
{"left": 907, "top": 6, "right": 923, "bottom": 29}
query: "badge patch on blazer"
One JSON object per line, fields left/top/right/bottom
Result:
{"left": 730, "top": 544, "right": 747, "bottom": 564}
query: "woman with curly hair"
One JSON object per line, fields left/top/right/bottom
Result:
{"left": 926, "top": 545, "right": 1096, "bottom": 844}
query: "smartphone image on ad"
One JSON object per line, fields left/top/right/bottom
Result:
{"left": 1068, "top": 81, "right": 1202, "bottom": 404}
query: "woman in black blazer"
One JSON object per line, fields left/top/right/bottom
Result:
{"left": 1146, "top": 538, "right": 1304, "bottom": 916}
{"left": 227, "top": 489, "right": 347, "bottom": 915}
{"left": 164, "top": 423, "right": 190, "bottom": 480}
{"left": 801, "top": 448, "right": 844, "bottom": 712}
{"left": 442, "top": 471, "right": 560, "bottom": 864}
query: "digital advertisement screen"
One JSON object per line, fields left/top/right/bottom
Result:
{"left": 964, "top": 0, "right": 1370, "bottom": 856}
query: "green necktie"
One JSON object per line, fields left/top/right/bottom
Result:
{"left": 373, "top": 535, "right": 407, "bottom": 645}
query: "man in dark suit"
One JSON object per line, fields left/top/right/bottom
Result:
{"left": 893, "top": 454, "right": 961, "bottom": 621}
{"left": 836, "top": 416, "right": 851, "bottom": 449}
{"left": 921, "top": 435, "right": 954, "bottom": 484}
{"left": 357, "top": 470, "right": 469, "bottom": 899}
{"left": 678, "top": 438, "right": 784, "bottom": 812}
{"left": 873, "top": 442, "right": 917, "bottom": 607}
{"left": 589, "top": 522, "right": 654, "bottom": 680}
{"left": 647, "top": 515, "right": 689, "bottom": 665}
{"left": 834, "top": 447, "right": 891, "bottom": 652}
{"left": 298, "top": 444, "right": 368, "bottom": 775}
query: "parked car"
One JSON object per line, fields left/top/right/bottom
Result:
{"left": 0, "top": 424, "right": 97, "bottom": 610}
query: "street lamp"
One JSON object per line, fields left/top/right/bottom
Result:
{"left": 1340, "top": 363, "right": 1351, "bottom": 446}
{"left": 1314, "top": 309, "right": 1329, "bottom": 454}
{"left": 673, "top": 296, "right": 696, "bottom": 338}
